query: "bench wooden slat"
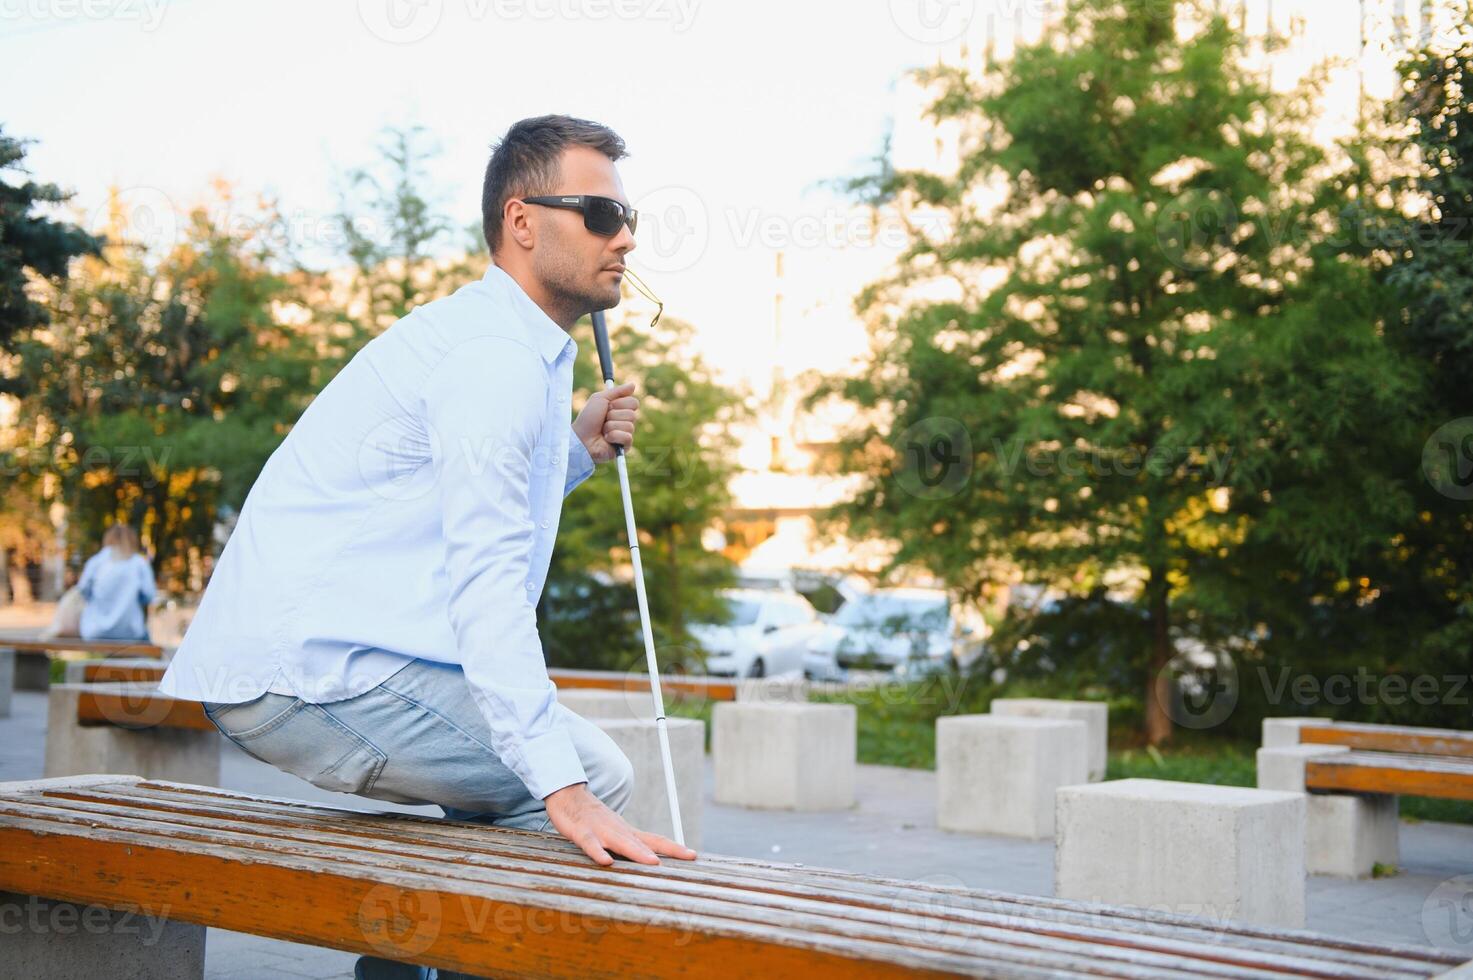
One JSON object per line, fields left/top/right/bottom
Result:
{"left": 1306, "top": 752, "right": 1473, "bottom": 801}
{"left": 1, "top": 638, "right": 163, "bottom": 657}
{"left": 548, "top": 667, "right": 738, "bottom": 701}
{"left": 26, "top": 788, "right": 1425, "bottom": 980}
{"left": 44, "top": 783, "right": 1445, "bottom": 977}
{"left": 1300, "top": 724, "right": 1473, "bottom": 760}
{"left": 5, "top": 796, "right": 1301, "bottom": 979}
{"left": 5, "top": 777, "right": 1460, "bottom": 979}
{"left": 80, "top": 663, "right": 168, "bottom": 683}
{"left": 74, "top": 688, "right": 213, "bottom": 731}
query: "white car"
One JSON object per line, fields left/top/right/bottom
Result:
{"left": 688, "top": 589, "right": 827, "bottom": 678}
{"left": 804, "top": 588, "right": 986, "bottom": 680}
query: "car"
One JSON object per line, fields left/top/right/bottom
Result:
{"left": 803, "top": 587, "right": 987, "bottom": 681}
{"left": 687, "top": 588, "right": 828, "bottom": 678}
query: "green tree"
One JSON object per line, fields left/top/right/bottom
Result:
{"left": 9, "top": 187, "right": 317, "bottom": 589}
{"left": 818, "top": 0, "right": 1421, "bottom": 743}
{"left": 0, "top": 125, "right": 101, "bottom": 392}
{"left": 542, "top": 313, "right": 744, "bottom": 672}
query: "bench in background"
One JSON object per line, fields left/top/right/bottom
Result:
{"left": 1259, "top": 718, "right": 1473, "bottom": 877}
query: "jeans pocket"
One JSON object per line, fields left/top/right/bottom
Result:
{"left": 216, "top": 699, "right": 388, "bottom": 795}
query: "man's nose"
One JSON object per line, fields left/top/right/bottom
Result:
{"left": 611, "top": 222, "right": 636, "bottom": 255}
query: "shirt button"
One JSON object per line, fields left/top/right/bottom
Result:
{"left": 525, "top": 581, "right": 535, "bottom": 590}
{"left": 540, "top": 519, "right": 549, "bottom": 528}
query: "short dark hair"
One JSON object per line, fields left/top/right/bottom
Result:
{"left": 481, "top": 115, "right": 628, "bottom": 254}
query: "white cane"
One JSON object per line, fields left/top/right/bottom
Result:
{"left": 590, "top": 307, "right": 685, "bottom": 847}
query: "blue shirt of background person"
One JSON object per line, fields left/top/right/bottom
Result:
{"left": 78, "top": 524, "right": 157, "bottom": 642}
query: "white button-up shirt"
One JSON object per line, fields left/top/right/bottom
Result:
{"left": 160, "top": 263, "right": 598, "bottom": 799}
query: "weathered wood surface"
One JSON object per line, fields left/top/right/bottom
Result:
{"left": 1299, "top": 722, "right": 1473, "bottom": 760}
{"left": 548, "top": 668, "right": 739, "bottom": 702}
{"left": 0, "top": 776, "right": 1464, "bottom": 979}
{"left": 0, "top": 636, "right": 163, "bottom": 658}
{"left": 74, "top": 685, "right": 213, "bottom": 732}
{"left": 1306, "top": 751, "right": 1473, "bottom": 802}
{"left": 78, "top": 661, "right": 168, "bottom": 683}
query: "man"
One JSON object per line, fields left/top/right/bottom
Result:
{"left": 161, "top": 116, "right": 697, "bottom": 899}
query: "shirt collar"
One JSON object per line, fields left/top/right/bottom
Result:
{"left": 483, "top": 263, "right": 576, "bottom": 364}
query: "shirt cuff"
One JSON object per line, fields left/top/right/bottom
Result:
{"left": 516, "top": 725, "right": 589, "bottom": 800}
{"left": 564, "top": 428, "right": 597, "bottom": 497}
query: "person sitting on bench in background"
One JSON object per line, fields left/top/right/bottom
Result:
{"left": 76, "top": 524, "right": 156, "bottom": 643}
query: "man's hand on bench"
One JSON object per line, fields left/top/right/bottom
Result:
{"left": 543, "top": 783, "right": 697, "bottom": 867}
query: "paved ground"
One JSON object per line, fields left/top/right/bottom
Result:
{"left": 4, "top": 686, "right": 1473, "bottom": 977}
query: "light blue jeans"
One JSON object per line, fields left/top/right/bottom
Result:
{"left": 201, "top": 656, "right": 635, "bottom": 980}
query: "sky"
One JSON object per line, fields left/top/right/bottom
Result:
{"left": 2, "top": 0, "right": 982, "bottom": 396}
{"left": 2, "top": 0, "right": 1443, "bottom": 400}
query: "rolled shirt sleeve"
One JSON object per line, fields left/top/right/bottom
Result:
{"left": 424, "top": 336, "right": 588, "bottom": 800}
{"left": 564, "top": 426, "right": 596, "bottom": 498}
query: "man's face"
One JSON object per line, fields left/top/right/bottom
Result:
{"left": 528, "top": 145, "right": 636, "bottom": 316}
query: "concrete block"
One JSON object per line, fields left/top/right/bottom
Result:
{"left": 937, "top": 715, "right": 1088, "bottom": 839}
{"left": 1257, "top": 744, "right": 1399, "bottom": 878}
{"left": 736, "top": 676, "right": 809, "bottom": 704}
{"left": 43, "top": 683, "right": 220, "bottom": 785}
{"left": 0, "top": 889, "right": 204, "bottom": 980}
{"left": 1261, "top": 717, "right": 1331, "bottom": 748}
{"left": 0, "top": 647, "right": 12, "bottom": 718}
{"left": 1055, "top": 778, "right": 1306, "bottom": 928}
{"left": 557, "top": 688, "right": 656, "bottom": 722}
{"left": 991, "top": 698, "right": 1108, "bottom": 782}
{"left": 14, "top": 650, "right": 50, "bottom": 691}
{"left": 592, "top": 717, "right": 704, "bottom": 849}
{"left": 713, "top": 702, "right": 855, "bottom": 811}
{"left": 1256, "top": 743, "right": 1349, "bottom": 792}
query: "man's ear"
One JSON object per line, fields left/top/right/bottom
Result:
{"left": 503, "top": 198, "right": 536, "bottom": 251}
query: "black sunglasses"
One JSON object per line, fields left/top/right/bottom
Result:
{"left": 522, "top": 195, "right": 638, "bottom": 238}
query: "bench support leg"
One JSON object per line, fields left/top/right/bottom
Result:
{"left": 44, "top": 685, "right": 221, "bottom": 785}
{"left": 1307, "top": 792, "right": 1400, "bottom": 878}
{"left": 0, "top": 890, "right": 204, "bottom": 979}
{"left": 0, "top": 648, "right": 12, "bottom": 718}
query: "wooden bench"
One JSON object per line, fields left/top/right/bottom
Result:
{"left": 1296, "top": 722, "right": 1473, "bottom": 801}
{"left": 0, "top": 636, "right": 164, "bottom": 701}
{"left": 549, "top": 667, "right": 739, "bottom": 702}
{"left": 44, "top": 683, "right": 216, "bottom": 785}
{"left": 1259, "top": 719, "right": 1473, "bottom": 878}
{"left": 1, "top": 775, "right": 1466, "bottom": 979}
